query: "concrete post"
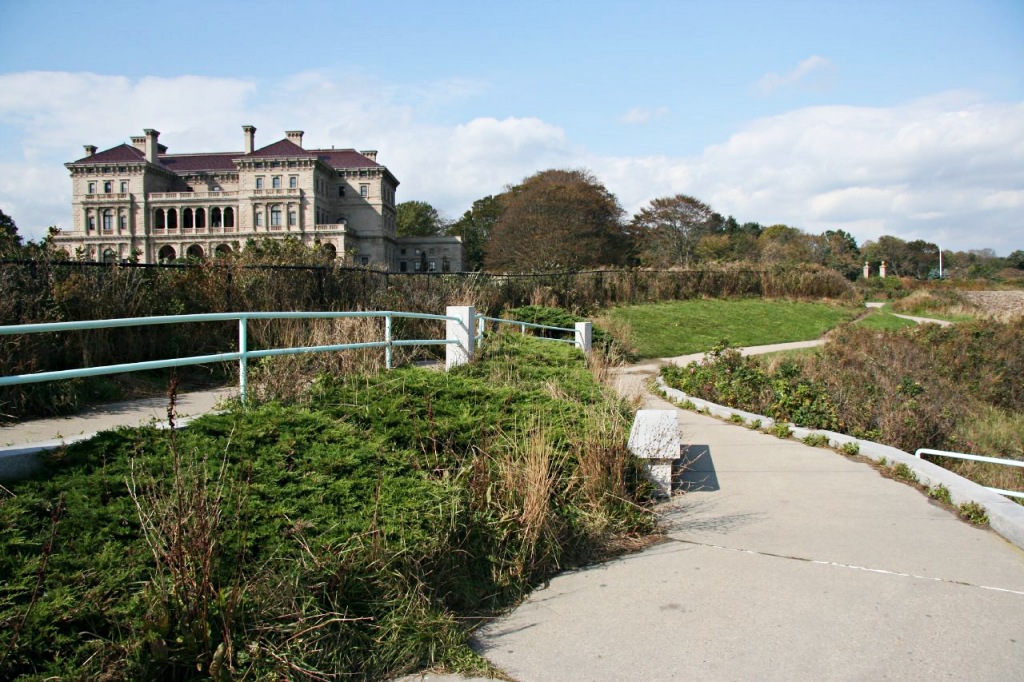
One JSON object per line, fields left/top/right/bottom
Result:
{"left": 863, "top": 261, "right": 870, "bottom": 279}
{"left": 575, "top": 322, "right": 592, "bottom": 354}
{"left": 880, "top": 261, "right": 887, "bottom": 278}
{"left": 446, "top": 305, "right": 475, "bottom": 370}
{"left": 628, "top": 410, "right": 681, "bottom": 498}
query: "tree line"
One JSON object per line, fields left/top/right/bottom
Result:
{"left": 394, "top": 169, "right": 1022, "bottom": 279}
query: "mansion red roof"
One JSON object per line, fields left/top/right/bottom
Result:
{"left": 70, "top": 138, "right": 383, "bottom": 173}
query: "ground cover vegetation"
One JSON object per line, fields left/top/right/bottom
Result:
{"left": 661, "top": 318, "right": 1024, "bottom": 496}
{"left": 0, "top": 333, "right": 656, "bottom": 680}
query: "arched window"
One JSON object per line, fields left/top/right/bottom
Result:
{"left": 154, "top": 209, "right": 166, "bottom": 230}
{"left": 215, "top": 243, "right": 232, "bottom": 258}
{"left": 211, "top": 207, "right": 222, "bottom": 227}
{"left": 186, "top": 244, "right": 204, "bottom": 259}
{"left": 158, "top": 245, "right": 176, "bottom": 262}
{"left": 195, "top": 207, "right": 206, "bottom": 228}
{"left": 102, "top": 248, "right": 117, "bottom": 264}
{"left": 224, "top": 207, "right": 234, "bottom": 228}
{"left": 102, "top": 210, "right": 113, "bottom": 231}
{"left": 167, "top": 208, "right": 178, "bottom": 229}
{"left": 321, "top": 243, "right": 337, "bottom": 260}
{"left": 183, "top": 208, "right": 194, "bottom": 229}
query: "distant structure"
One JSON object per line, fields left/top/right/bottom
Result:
{"left": 56, "top": 126, "right": 462, "bottom": 271}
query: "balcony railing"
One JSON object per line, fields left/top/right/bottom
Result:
{"left": 315, "top": 223, "right": 349, "bottom": 232}
{"left": 148, "top": 191, "right": 240, "bottom": 201}
{"left": 252, "top": 188, "right": 300, "bottom": 197}
{"left": 84, "top": 193, "right": 131, "bottom": 202}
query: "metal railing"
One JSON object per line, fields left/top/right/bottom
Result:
{"left": 475, "top": 315, "right": 577, "bottom": 346}
{"left": 0, "top": 311, "right": 461, "bottom": 404}
{"left": 0, "top": 310, "right": 590, "bottom": 406}
{"left": 915, "top": 448, "right": 1024, "bottom": 499}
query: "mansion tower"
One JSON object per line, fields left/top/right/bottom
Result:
{"left": 57, "top": 126, "right": 462, "bottom": 272}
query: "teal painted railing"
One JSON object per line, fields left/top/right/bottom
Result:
{"left": 0, "top": 309, "right": 589, "bottom": 404}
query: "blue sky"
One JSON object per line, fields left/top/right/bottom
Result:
{"left": 1, "top": 0, "right": 1022, "bottom": 253}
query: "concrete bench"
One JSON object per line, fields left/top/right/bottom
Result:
{"left": 627, "top": 409, "right": 681, "bottom": 498}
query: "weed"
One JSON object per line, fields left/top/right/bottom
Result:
{"left": 802, "top": 433, "right": 830, "bottom": 448}
{"left": 840, "top": 442, "right": 860, "bottom": 456}
{"left": 928, "top": 484, "right": 953, "bottom": 505}
{"left": 728, "top": 414, "right": 746, "bottom": 425}
{"left": 890, "top": 462, "right": 919, "bottom": 484}
{"left": 958, "top": 501, "right": 989, "bottom": 525}
{"left": 878, "top": 456, "right": 889, "bottom": 466}
{"left": 770, "top": 423, "right": 792, "bottom": 439}
{"left": 748, "top": 419, "right": 762, "bottom": 430}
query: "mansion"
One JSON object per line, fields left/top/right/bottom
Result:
{"left": 56, "top": 126, "right": 462, "bottom": 272}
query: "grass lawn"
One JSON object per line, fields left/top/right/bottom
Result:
{"left": 605, "top": 298, "right": 860, "bottom": 358}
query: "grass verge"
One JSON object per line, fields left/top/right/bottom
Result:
{"left": 605, "top": 298, "right": 859, "bottom": 358}
{"left": 0, "top": 334, "right": 656, "bottom": 680}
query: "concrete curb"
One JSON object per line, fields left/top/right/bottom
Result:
{"left": 656, "top": 377, "right": 1024, "bottom": 552}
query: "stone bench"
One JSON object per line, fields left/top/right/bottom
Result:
{"left": 627, "top": 409, "right": 681, "bottom": 498}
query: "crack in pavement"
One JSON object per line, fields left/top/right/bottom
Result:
{"left": 668, "top": 537, "right": 1024, "bottom": 596}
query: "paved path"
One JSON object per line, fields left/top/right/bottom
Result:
{"left": 0, "top": 387, "right": 235, "bottom": 448}
{"left": 405, "top": 348, "right": 1024, "bottom": 681}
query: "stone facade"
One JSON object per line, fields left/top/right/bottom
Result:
{"left": 57, "top": 126, "right": 462, "bottom": 271}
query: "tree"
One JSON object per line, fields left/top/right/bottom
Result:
{"left": 396, "top": 201, "right": 445, "bottom": 237}
{"left": 484, "top": 169, "right": 627, "bottom": 272}
{"left": 1007, "top": 250, "right": 1024, "bottom": 270}
{"left": 0, "top": 208, "right": 23, "bottom": 256}
{"left": 629, "top": 194, "right": 718, "bottom": 267}
{"left": 759, "top": 224, "right": 813, "bottom": 265}
{"left": 817, "top": 229, "right": 862, "bottom": 280}
{"left": 447, "top": 195, "right": 504, "bottom": 271}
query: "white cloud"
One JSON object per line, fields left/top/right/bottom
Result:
{"left": 757, "top": 55, "right": 835, "bottom": 95}
{"left": 619, "top": 106, "right": 669, "bottom": 125}
{"left": 0, "top": 71, "right": 1021, "bottom": 254}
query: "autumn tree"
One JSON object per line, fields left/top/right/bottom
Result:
{"left": 396, "top": 200, "right": 446, "bottom": 237}
{"left": 447, "top": 195, "right": 504, "bottom": 271}
{"left": 629, "top": 194, "right": 719, "bottom": 267}
{"left": 484, "top": 169, "right": 627, "bottom": 272}
{"left": 759, "top": 224, "right": 813, "bottom": 265}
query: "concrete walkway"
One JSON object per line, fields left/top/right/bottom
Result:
{"left": 405, "top": 352, "right": 1024, "bottom": 681}
{"left": 0, "top": 387, "right": 235, "bottom": 448}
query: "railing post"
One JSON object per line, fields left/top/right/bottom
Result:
{"left": 446, "top": 305, "right": 475, "bottom": 370}
{"left": 477, "top": 315, "right": 485, "bottom": 344}
{"left": 238, "top": 316, "right": 248, "bottom": 404}
{"left": 575, "top": 321, "right": 592, "bottom": 354}
{"left": 385, "top": 313, "right": 393, "bottom": 369}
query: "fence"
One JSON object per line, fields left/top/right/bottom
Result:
{"left": 915, "top": 448, "right": 1024, "bottom": 500}
{"left": 0, "top": 306, "right": 591, "bottom": 404}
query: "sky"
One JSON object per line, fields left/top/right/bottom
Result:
{"left": 0, "top": 0, "right": 1022, "bottom": 254}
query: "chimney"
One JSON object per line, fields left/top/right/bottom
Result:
{"left": 83, "top": 145, "right": 97, "bottom": 157}
{"left": 243, "top": 125, "right": 256, "bottom": 154}
{"left": 286, "top": 130, "right": 304, "bottom": 148}
{"left": 144, "top": 128, "right": 160, "bottom": 163}
{"left": 360, "top": 150, "right": 378, "bottom": 162}
{"left": 131, "top": 135, "right": 146, "bottom": 152}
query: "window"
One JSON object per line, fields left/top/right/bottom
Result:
{"left": 102, "top": 210, "right": 113, "bottom": 231}
{"left": 87, "top": 214, "right": 95, "bottom": 231}
{"left": 288, "top": 210, "right": 296, "bottom": 226}
{"left": 414, "top": 261, "right": 422, "bottom": 271}
{"left": 119, "top": 213, "right": 127, "bottom": 231}
{"left": 120, "top": 180, "right": 128, "bottom": 193}
{"left": 400, "top": 262, "right": 408, "bottom": 272}
{"left": 338, "top": 185, "right": 345, "bottom": 197}
{"left": 428, "top": 261, "right": 436, "bottom": 272}
{"left": 270, "top": 206, "right": 282, "bottom": 227}
{"left": 272, "top": 176, "right": 281, "bottom": 189}
{"left": 360, "top": 184, "right": 369, "bottom": 198}
{"left": 400, "top": 248, "right": 406, "bottom": 255}
{"left": 256, "top": 176, "right": 264, "bottom": 190}
{"left": 102, "top": 249, "right": 117, "bottom": 264}
{"left": 360, "top": 257, "right": 369, "bottom": 266}
{"left": 103, "top": 181, "right": 112, "bottom": 193}
{"left": 88, "top": 181, "right": 96, "bottom": 194}
{"left": 255, "top": 211, "right": 264, "bottom": 227}
{"left": 223, "top": 207, "right": 234, "bottom": 228}
{"left": 289, "top": 176, "right": 297, "bottom": 189}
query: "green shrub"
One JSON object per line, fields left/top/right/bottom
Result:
{"left": 928, "top": 484, "right": 953, "bottom": 505}
{"left": 958, "top": 501, "right": 989, "bottom": 525}
{"left": 803, "top": 433, "right": 829, "bottom": 448}
{"left": 840, "top": 442, "right": 860, "bottom": 456}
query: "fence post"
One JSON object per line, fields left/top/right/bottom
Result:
{"left": 575, "top": 322, "right": 592, "bottom": 354}
{"left": 238, "top": 316, "right": 248, "bottom": 404}
{"left": 385, "top": 313, "right": 393, "bottom": 369}
{"left": 446, "top": 305, "right": 475, "bottom": 370}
